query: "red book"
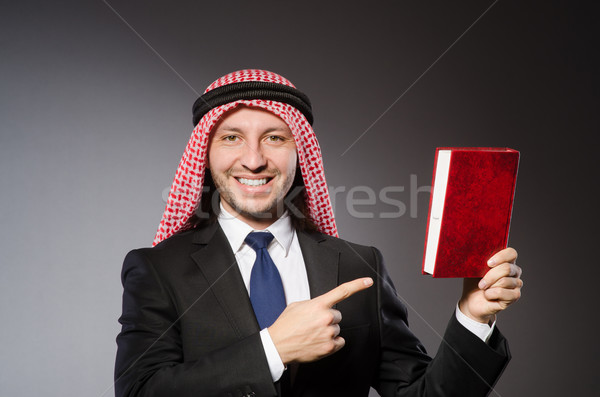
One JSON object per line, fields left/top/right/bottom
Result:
{"left": 422, "top": 147, "right": 520, "bottom": 278}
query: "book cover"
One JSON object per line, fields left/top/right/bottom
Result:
{"left": 422, "top": 147, "right": 520, "bottom": 278}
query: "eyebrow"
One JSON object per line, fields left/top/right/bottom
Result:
{"left": 218, "top": 126, "right": 242, "bottom": 133}
{"left": 218, "top": 126, "right": 290, "bottom": 133}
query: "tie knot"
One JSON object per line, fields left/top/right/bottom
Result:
{"left": 245, "top": 232, "right": 274, "bottom": 251}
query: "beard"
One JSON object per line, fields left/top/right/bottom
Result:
{"left": 211, "top": 168, "right": 296, "bottom": 222}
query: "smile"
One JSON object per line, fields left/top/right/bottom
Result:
{"left": 237, "top": 177, "right": 270, "bottom": 187}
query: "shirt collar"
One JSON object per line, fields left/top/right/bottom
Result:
{"left": 217, "top": 203, "right": 294, "bottom": 256}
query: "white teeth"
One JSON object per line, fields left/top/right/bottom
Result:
{"left": 238, "top": 178, "right": 268, "bottom": 186}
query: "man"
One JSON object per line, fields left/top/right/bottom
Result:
{"left": 115, "top": 70, "right": 522, "bottom": 397}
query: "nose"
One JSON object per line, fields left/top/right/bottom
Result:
{"left": 239, "top": 141, "right": 267, "bottom": 171}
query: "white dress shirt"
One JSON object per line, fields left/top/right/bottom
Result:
{"left": 217, "top": 204, "right": 495, "bottom": 382}
{"left": 218, "top": 205, "right": 308, "bottom": 381}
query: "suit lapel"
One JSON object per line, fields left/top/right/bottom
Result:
{"left": 297, "top": 231, "right": 340, "bottom": 299}
{"left": 190, "top": 223, "right": 260, "bottom": 339}
{"left": 293, "top": 231, "right": 340, "bottom": 395}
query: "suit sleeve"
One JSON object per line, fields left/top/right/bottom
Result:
{"left": 115, "top": 250, "right": 277, "bottom": 397}
{"left": 371, "top": 247, "right": 511, "bottom": 397}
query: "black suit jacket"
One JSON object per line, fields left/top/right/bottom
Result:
{"left": 115, "top": 223, "right": 510, "bottom": 397}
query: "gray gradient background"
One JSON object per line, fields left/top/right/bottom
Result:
{"left": 1, "top": 1, "right": 598, "bottom": 396}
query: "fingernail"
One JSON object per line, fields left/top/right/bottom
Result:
{"left": 364, "top": 278, "right": 373, "bottom": 286}
{"left": 487, "top": 258, "right": 496, "bottom": 267}
{"left": 478, "top": 279, "right": 487, "bottom": 289}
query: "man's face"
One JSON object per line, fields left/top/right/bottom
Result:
{"left": 208, "top": 106, "right": 298, "bottom": 227}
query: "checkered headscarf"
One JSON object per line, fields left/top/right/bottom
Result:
{"left": 153, "top": 69, "right": 338, "bottom": 246}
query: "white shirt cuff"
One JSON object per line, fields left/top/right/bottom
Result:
{"left": 259, "top": 328, "right": 285, "bottom": 382}
{"left": 455, "top": 303, "right": 496, "bottom": 343}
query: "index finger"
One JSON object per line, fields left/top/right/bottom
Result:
{"left": 487, "top": 247, "right": 518, "bottom": 267}
{"left": 315, "top": 277, "right": 374, "bottom": 307}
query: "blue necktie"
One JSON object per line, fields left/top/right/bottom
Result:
{"left": 245, "top": 232, "right": 287, "bottom": 329}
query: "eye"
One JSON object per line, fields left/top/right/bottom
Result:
{"left": 266, "top": 135, "right": 285, "bottom": 142}
{"left": 223, "top": 135, "right": 239, "bottom": 142}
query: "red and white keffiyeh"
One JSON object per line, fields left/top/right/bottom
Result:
{"left": 153, "top": 69, "right": 338, "bottom": 246}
